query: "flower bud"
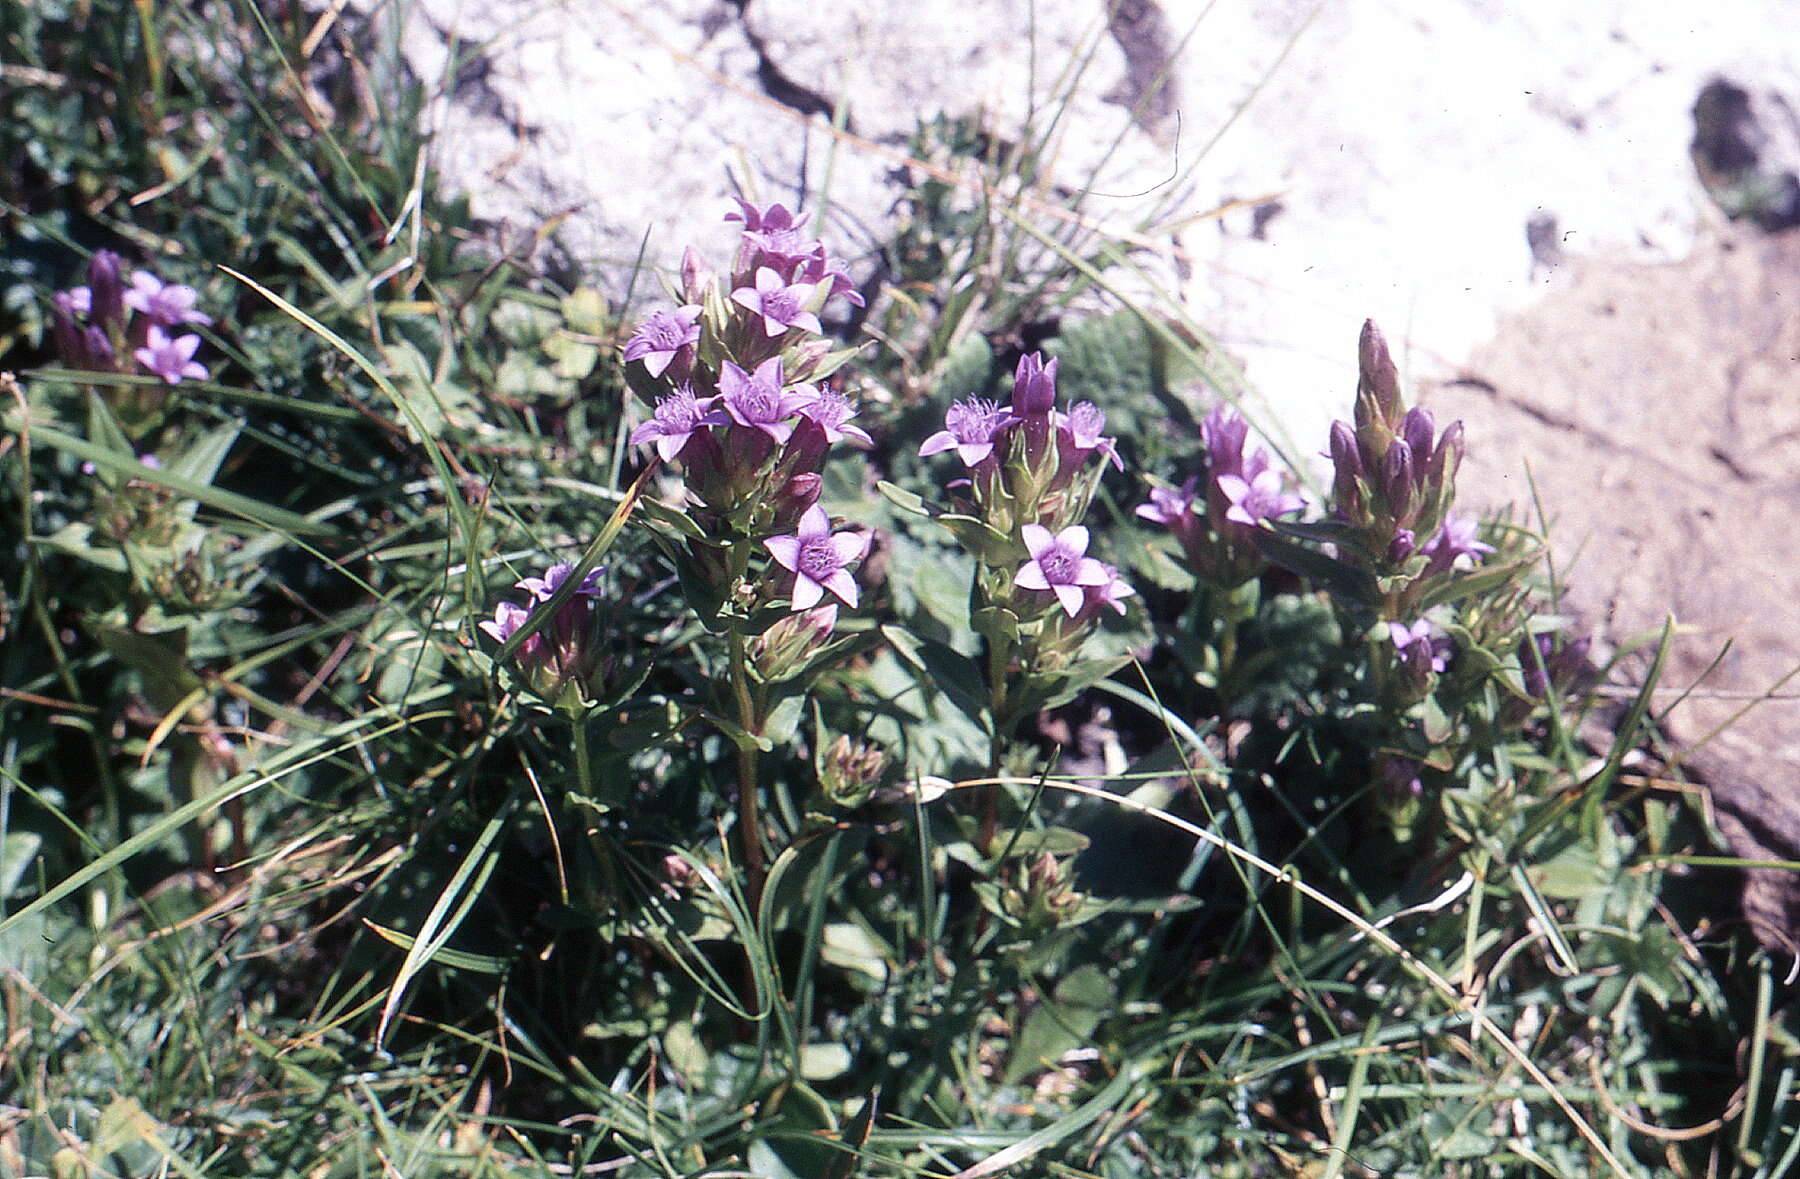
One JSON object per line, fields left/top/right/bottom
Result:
{"left": 83, "top": 326, "right": 116, "bottom": 371}
{"left": 1423, "top": 419, "right": 1464, "bottom": 494}
{"left": 88, "top": 250, "right": 125, "bottom": 331}
{"left": 51, "top": 291, "right": 87, "bottom": 366}
{"left": 1388, "top": 528, "right": 1417, "bottom": 564}
{"left": 1357, "top": 318, "right": 1402, "bottom": 426}
{"left": 1401, "top": 407, "right": 1436, "bottom": 466}
{"left": 750, "top": 603, "right": 838, "bottom": 682}
{"left": 819, "top": 734, "right": 888, "bottom": 809}
{"left": 772, "top": 471, "right": 823, "bottom": 529}
{"left": 1382, "top": 438, "right": 1416, "bottom": 523}
{"left": 681, "top": 245, "right": 716, "bottom": 306}
{"left": 1328, "top": 419, "right": 1366, "bottom": 521}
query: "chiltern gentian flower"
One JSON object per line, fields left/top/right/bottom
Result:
{"left": 1079, "top": 563, "right": 1137, "bottom": 617}
{"left": 717, "top": 357, "right": 812, "bottom": 444}
{"left": 1420, "top": 512, "right": 1495, "bottom": 575}
{"left": 133, "top": 326, "right": 208, "bottom": 385}
{"left": 1014, "top": 524, "right": 1110, "bottom": 617}
{"left": 725, "top": 198, "right": 809, "bottom": 235}
{"left": 765, "top": 504, "right": 868, "bottom": 610}
{"left": 730, "top": 267, "right": 822, "bottom": 338}
{"left": 797, "top": 388, "right": 873, "bottom": 446}
{"left": 124, "top": 272, "right": 213, "bottom": 327}
{"left": 1010, "top": 352, "right": 1058, "bottom": 418}
{"left": 515, "top": 561, "right": 604, "bottom": 603}
{"left": 623, "top": 306, "right": 702, "bottom": 379}
{"left": 629, "top": 385, "right": 715, "bottom": 462}
{"left": 1058, "top": 401, "right": 1122, "bottom": 470}
{"left": 1135, "top": 478, "right": 1199, "bottom": 529}
{"left": 918, "top": 397, "right": 1004, "bottom": 466}
{"left": 1218, "top": 464, "right": 1305, "bottom": 528}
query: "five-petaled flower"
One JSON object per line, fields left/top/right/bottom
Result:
{"left": 1014, "top": 524, "right": 1111, "bottom": 617}
{"left": 1218, "top": 463, "right": 1305, "bottom": 528}
{"left": 623, "top": 306, "right": 701, "bottom": 378}
{"left": 124, "top": 272, "right": 213, "bottom": 327}
{"left": 516, "top": 562, "right": 604, "bottom": 603}
{"left": 717, "top": 358, "right": 812, "bottom": 444}
{"left": 630, "top": 386, "right": 717, "bottom": 462}
{"left": 918, "top": 397, "right": 1004, "bottom": 467}
{"left": 1135, "top": 478, "right": 1199, "bottom": 529}
{"left": 798, "top": 388, "right": 873, "bottom": 446}
{"left": 133, "top": 326, "right": 208, "bottom": 385}
{"left": 765, "top": 505, "right": 868, "bottom": 610}
{"left": 1420, "top": 512, "right": 1495, "bottom": 575}
{"left": 1389, "top": 619, "right": 1449, "bottom": 674}
{"left": 731, "top": 267, "right": 822, "bottom": 338}
{"left": 1058, "top": 401, "right": 1122, "bottom": 470}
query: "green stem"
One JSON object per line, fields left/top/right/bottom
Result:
{"left": 981, "top": 633, "right": 1013, "bottom": 852}
{"left": 729, "top": 631, "right": 766, "bottom": 911}
{"left": 571, "top": 715, "right": 620, "bottom": 903}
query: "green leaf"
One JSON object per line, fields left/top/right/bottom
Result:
{"left": 877, "top": 480, "right": 928, "bottom": 516}
{"left": 21, "top": 423, "right": 334, "bottom": 537}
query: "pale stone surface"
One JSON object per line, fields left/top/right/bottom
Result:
{"left": 373, "top": 0, "right": 1797, "bottom": 454}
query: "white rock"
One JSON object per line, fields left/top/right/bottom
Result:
{"left": 369, "top": 0, "right": 1799, "bottom": 457}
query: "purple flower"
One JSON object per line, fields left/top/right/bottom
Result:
{"left": 1010, "top": 352, "right": 1058, "bottom": 417}
{"left": 1057, "top": 401, "right": 1123, "bottom": 470}
{"left": 1218, "top": 465, "right": 1304, "bottom": 528}
{"left": 1079, "top": 563, "right": 1137, "bottom": 618}
{"left": 731, "top": 267, "right": 822, "bottom": 338}
{"left": 87, "top": 250, "right": 125, "bottom": 329}
{"left": 717, "top": 357, "right": 812, "bottom": 444}
{"left": 797, "top": 388, "right": 873, "bottom": 446}
{"left": 123, "top": 271, "right": 213, "bottom": 327}
{"left": 765, "top": 504, "right": 868, "bottom": 610}
{"left": 1420, "top": 512, "right": 1495, "bottom": 575}
{"left": 1014, "top": 524, "right": 1110, "bottom": 617}
{"left": 1390, "top": 619, "right": 1449, "bottom": 674}
{"left": 797, "top": 243, "right": 865, "bottom": 308}
{"left": 1201, "top": 407, "right": 1250, "bottom": 479}
{"left": 479, "top": 600, "right": 533, "bottom": 647}
{"left": 919, "top": 397, "right": 1005, "bottom": 466}
{"left": 741, "top": 225, "right": 819, "bottom": 278}
{"left": 725, "top": 198, "right": 809, "bottom": 235}
{"left": 51, "top": 290, "right": 89, "bottom": 363}
{"left": 629, "top": 385, "right": 716, "bottom": 462}
{"left": 1136, "top": 478, "right": 1200, "bottom": 529}
{"left": 515, "top": 561, "right": 604, "bottom": 603}
{"left": 623, "top": 306, "right": 701, "bottom": 379}
{"left": 133, "top": 326, "right": 208, "bottom": 385}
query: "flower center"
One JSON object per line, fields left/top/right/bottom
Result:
{"left": 798, "top": 536, "right": 842, "bottom": 580}
{"left": 1036, "top": 546, "right": 1077, "bottom": 584}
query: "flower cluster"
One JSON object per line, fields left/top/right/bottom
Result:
{"left": 624, "top": 202, "right": 871, "bottom": 621}
{"left": 479, "top": 561, "right": 614, "bottom": 713}
{"left": 49, "top": 251, "right": 213, "bottom": 433}
{"left": 1328, "top": 320, "right": 1484, "bottom": 586}
{"left": 915, "top": 353, "right": 1135, "bottom": 626}
{"left": 1136, "top": 405, "right": 1305, "bottom": 588}
{"left": 51, "top": 251, "right": 212, "bottom": 384}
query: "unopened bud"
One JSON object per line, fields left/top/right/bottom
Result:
{"left": 680, "top": 245, "right": 715, "bottom": 305}
{"left": 1357, "top": 319, "right": 1402, "bottom": 426}
{"left": 1382, "top": 438, "right": 1416, "bottom": 523}
{"left": 1328, "top": 419, "right": 1366, "bottom": 520}
{"left": 820, "top": 733, "right": 888, "bottom": 808}
{"left": 88, "top": 250, "right": 125, "bottom": 330}
{"left": 1401, "top": 407, "right": 1436, "bottom": 465}
{"left": 1423, "top": 419, "right": 1464, "bottom": 492}
{"left": 83, "top": 325, "right": 116, "bottom": 371}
